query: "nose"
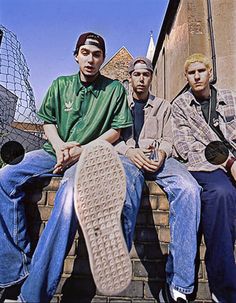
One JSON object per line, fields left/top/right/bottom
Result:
{"left": 139, "top": 74, "right": 144, "bottom": 82}
{"left": 194, "top": 71, "right": 200, "bottom": 80}
{"left": 87, "top": 53, "right": 94, "bottom": 63}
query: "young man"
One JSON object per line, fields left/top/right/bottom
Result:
{"left": 0, "top": 32, "right": 134, "bottom": 302}
{"left": 172, "top": 53, "right": 236, "bottom": 303}
{"left": 115, "top": 57, "right": 201, "bottom": 303}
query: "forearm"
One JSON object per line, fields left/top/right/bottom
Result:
{"left": 98, "top": 128, "right": 121, "bottom": 144}
{"left": 43, "top": 123, "right": 64, "bottom": 149}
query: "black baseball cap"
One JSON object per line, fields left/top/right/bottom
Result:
{"left": 74, "top": 32, "right": 106, "bottom": 57}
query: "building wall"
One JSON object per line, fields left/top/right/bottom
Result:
{"left": 152, "top": 0, "right": 236, "bottom": 101}
{"left": 211, "top": 0, "right": 236, "bottom": 90}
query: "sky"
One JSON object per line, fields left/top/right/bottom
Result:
{"left": 1, "top": 0, "right": 169, "bottom": 109}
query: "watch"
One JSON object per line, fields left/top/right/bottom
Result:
{"left": 225, "top": 157, "right": 236, "bottom": 171}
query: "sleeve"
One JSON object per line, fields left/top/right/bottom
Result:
{"left": 110, "top": 84, "right": 133, "bottom": 129}
{"left": 37, "top": 79, "right": 58, "bottom": 124}
{"left": 171, "top": 98, "right": 196, "bottom": 161}
{"left": 158, "top": 103, "right": 173, "bottom": 158}
{"left": 114, "top": 126, "right": 133, "bottom": 155}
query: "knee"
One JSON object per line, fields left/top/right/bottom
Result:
{"left": 177, "top": 175, "right": 201, "bottom": 198}
{"left": 209, "top": 183, "right": 235, "bottom": 209}
{"left": 121, "top": 157, "right": 144, "bottom": 187}
{"left": 211, "top": 182, "right": 231, "bottom": 197}
{"left": 0, "top": 165, "right": 13, "bottom": 194}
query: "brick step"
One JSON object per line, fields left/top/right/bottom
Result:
{"left": 24, "top": 177, "right": 213, "bottom": 302}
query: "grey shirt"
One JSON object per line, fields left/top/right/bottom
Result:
{"left": 115, "top": 93, "right": 173, "bottom": 158}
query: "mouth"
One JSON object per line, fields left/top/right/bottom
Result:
{"left": 85, "top": 66, "right": 94, "bottom": 72}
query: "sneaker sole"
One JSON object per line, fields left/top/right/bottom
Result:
{"left": 74, "top": 140, "right": 132, "bottom": 295}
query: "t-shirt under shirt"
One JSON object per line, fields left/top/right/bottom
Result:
{"left": 132, "top": 98, "right": 147, "bottom": 147}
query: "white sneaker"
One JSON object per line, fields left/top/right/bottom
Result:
{"left": 212, "top": 293, "right": 220, "bottom": 302}
{"left": 74, "top": 140, "right": 132, "bottom": 295}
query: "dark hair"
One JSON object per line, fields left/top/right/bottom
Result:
{"left": 73, "top": 32, "right": 106, "bottom": 57}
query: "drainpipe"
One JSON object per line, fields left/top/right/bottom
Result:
{"left": 207, "top": 0, "right": 217, "bottom": 84}
{"left": 0, "top": 29, "right": 3, "bottom": 47}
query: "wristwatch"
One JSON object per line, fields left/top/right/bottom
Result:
{"left": 225, "top": 156, "right": 236, "bottom": 171}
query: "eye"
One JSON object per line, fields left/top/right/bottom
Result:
{"left": 188, "top": 71, "right": 195, "bottom": 75}
{"left": 80, "top": 49, "right": 90, "bottom": 56}
{"left": 198, "top": 68, "right": 207, "bottom": 73}
{"left": 93, "top": 52, "right": 102, "bottom": 58}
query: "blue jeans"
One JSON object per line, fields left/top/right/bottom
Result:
{"left": 145, "top": 158, "right": 201, "bottom": 294}
{"left": 191, "top": 169, "right": 236, "bottom": 303}
{"left": 0, "top": 150, "right": 144, "bottom": 302}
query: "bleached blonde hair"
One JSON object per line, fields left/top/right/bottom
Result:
{"left": 184, "top": 53, "right": 212, "bottom": 72}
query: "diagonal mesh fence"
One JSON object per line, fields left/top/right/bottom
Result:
{"left": 0, "top": 25, "right": 45, "bottom": 155}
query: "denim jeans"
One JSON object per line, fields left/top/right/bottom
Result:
{"left": 145, "top": 158, "right": 201, "bottom": 294}
{"left": 0, "top": 150, "right": 144, "bottom": 302}
{"left": 191, "top": 169, "right": 236, "bottom": 303}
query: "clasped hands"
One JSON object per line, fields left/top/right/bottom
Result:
{"left": 126, "top": 146, "right": 166, "bottom": 173}
{"left": 53, "top": 141, "right": 83, "bottom": 174}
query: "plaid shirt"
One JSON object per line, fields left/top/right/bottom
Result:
{"left": 172, "top": 88, "right": 236, "bottom": 171}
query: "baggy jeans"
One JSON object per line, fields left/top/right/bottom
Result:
{"left": 191, "top": 169, "right": 236, "bottom": 303}
{"left": 0, "top": 150, "right": 144, "bottom": 302}
{"left": 0, "top": 150, "right": 200, "bottom": 302}
{"left": 144, "top": 158, "right": 201, "bottom": 294}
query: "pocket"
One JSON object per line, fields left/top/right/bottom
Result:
{"left": 143, "top": 117, "right": 159, "bottom": 139}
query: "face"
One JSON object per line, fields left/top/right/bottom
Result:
{"left": 185, "top": 62, "right": 212, "bottom": 97}
{"left": 75, "top": 43, "right": 104, "bottom": 82}
{"left": 130, "top": 68, "right": 152, "bottom": 98}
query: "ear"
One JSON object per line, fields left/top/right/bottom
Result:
{"left": 184, "top": 71, "right": 188, "bottom": 81}
{"left": 74, "top": 56, "right": 79, "bottom": 63}
{"left": 209, "top": 67, "right": 213, "bottom": 78}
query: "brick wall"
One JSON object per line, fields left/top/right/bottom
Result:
{"left": 24, "top": 177, "right": 213, "bottom": 303}
{"left": 100, "top": 47, "right": 133, "bottom": 83}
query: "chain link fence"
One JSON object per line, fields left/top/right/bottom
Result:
{"left": 0, "top": 25, "right": 45, "bottom": 162}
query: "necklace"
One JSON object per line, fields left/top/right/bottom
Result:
{"left": 207, "top": 95, "right": 211, "bottom": 125}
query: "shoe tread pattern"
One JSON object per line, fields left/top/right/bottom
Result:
{"left": 74, "top": 140, "right": 132, "bottom": 295}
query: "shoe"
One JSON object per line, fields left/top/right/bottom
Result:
{"left": 0, "top": 288, "right": 6, "bottom": 303}
{"left": 74, "top": 140, "right": 132, "bottom": 296}
{"left": 159, "top": 283, "right": 187, "bottom": 303}
{"left": 211, "top": 293, "right": 219, "bottom": 303}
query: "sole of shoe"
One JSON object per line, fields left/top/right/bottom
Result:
{"left": 74, "top": 140, "right": 132, "bottom": 295}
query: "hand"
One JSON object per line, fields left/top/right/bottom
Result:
{"left": 54, "top": 141, "right": 80, "bottom": 164}
{"left": 230, "top": 161, "right": 236, "bottom": 182}
{"left": 126, "top": 148, "right": 165, "bottom": 173}
{"left": 53, "top": 142, "right": 81, "bottom": 174}
{"left": 153, "top": 149, "right": 166, "bottom": 171}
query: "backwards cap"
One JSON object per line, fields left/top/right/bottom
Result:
{"left": 128, "top": 56, "right": 153, "bottom": 74}
{"left": 74, "top": 32, "right": 106, "bottom": 57}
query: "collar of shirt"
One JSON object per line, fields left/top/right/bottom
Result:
{"left": 76, "top": 72, "right": 102, "bottom": 98}
{"left": 188, "top": 86, "right": 226, "bottom": 108}
{"left": 128, "top": 93, "right": 155, "bottom": 109}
